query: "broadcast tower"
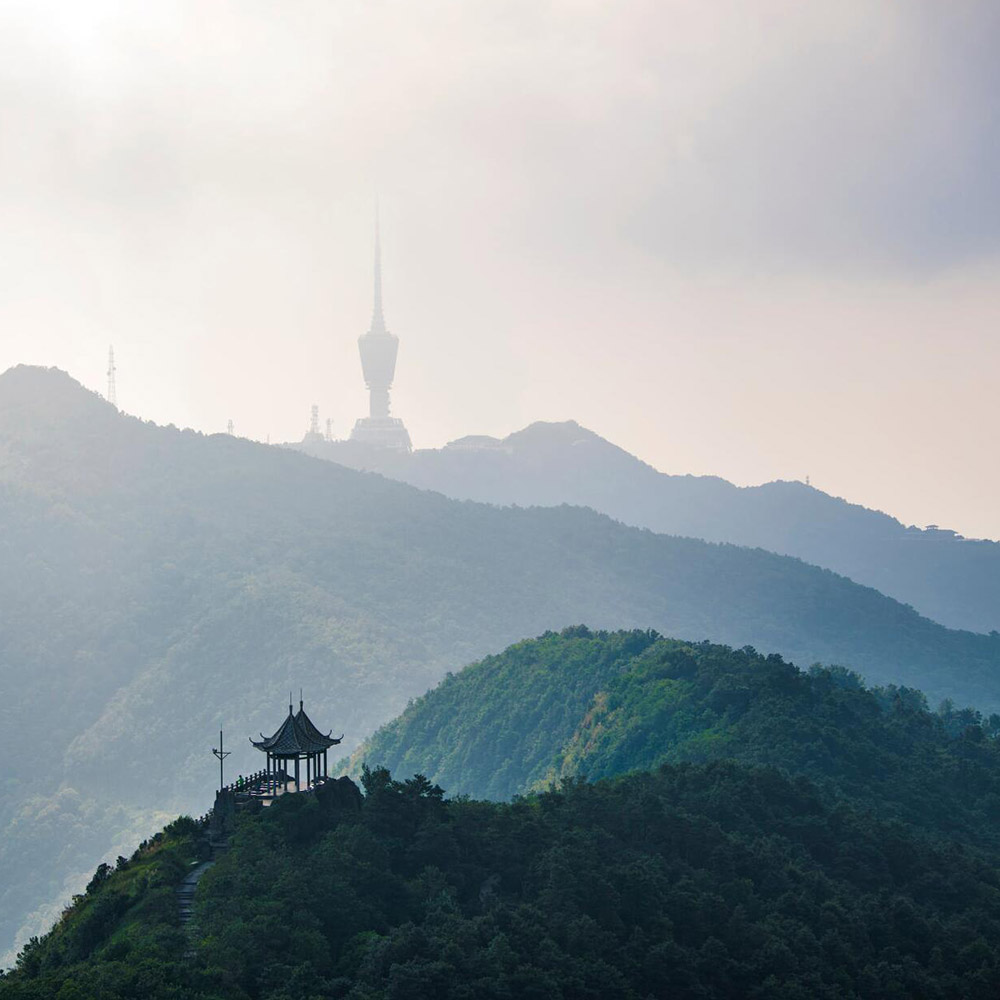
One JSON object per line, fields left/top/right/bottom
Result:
{"left": 349, "top": 213, "right": 412, "bottom": 450}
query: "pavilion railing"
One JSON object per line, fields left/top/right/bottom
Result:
{"left": 217, "top": 768, "right": 290, "bottom": 798}
{"left": 215, "top": 766, "right": 333, "bottom": 805}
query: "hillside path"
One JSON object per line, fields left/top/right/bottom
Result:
{"left": 177, "top": 860, "right": 215, "bottom": 950}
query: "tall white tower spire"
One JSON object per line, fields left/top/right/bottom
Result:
{"left": 371, "top": 200, "right": 386, "bottom": 334}
{"left": 349, "top": 205, "right": 412, "bottom": 451}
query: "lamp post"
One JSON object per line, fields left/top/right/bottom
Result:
{"left": 211, "top": 730, "right": 231, "bottom": 792}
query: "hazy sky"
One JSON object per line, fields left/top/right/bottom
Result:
{"left": 1, "top": 1, "right": 998, "bottom": 538}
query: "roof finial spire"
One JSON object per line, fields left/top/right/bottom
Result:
{"left": 299, "top": 688, "right": 303, "bottom": 711}
{"left": 289, "top": 691, "right": 293, "bottom": 715}
{"left": 371, "top": 198, "right": 386, "bottom": 334}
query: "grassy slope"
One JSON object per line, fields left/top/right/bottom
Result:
{"left": 1, "top": 819, "right": 201, "bottom": 998}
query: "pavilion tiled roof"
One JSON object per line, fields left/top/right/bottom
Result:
{"left": 251, "top": 702, "right": 342, "bottom": 756}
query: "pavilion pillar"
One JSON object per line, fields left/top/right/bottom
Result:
{"left": 252, "top": 704, "right": 342, "bottom": 796}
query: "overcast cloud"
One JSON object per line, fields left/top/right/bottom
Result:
{"left": 0, "top": 1, "right": 998, "bottom": 536}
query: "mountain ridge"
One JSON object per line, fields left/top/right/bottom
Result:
{"left": 296, "top": 417, "right": 1000, "bottom": 632}
{"left": 355, "top": 626, "right": 1000, "bottom": 838}
{"left": 2, "top": 364, "right": 999, "bottom": 962}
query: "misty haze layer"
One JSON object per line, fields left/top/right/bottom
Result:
{"left": 295, "top": 420, "right": 1000, "bottom": 634}
{"left": 2, "top": 366, "right": 1000, "bottom": 963}
{"left": 0, "top": 1, "right": 997, "bottom": 536}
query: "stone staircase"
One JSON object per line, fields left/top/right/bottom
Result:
{"left": 176, "top": 859, "right": 215, "bottom": 957}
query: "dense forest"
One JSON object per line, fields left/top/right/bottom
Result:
{"left": 7, "top": 762, "right": 1000, "bottom": 998}
{"left": 357, "top": 627, "right": 1000, "bottom": 849}
{"left": 10, "top": 630, "right": 1000, "bottom": 996}
{"left": 297, "top": 419, "right": 1000, "bottom": 633}
{"left": 6, "top": 367, "right": 1000, "bottom": 961}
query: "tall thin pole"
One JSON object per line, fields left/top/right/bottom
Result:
{"left": 212, "top": 730, "right": 231, "bottom": 792}
{"left": 106, "top": 346, "right": 117, "bottom": 409}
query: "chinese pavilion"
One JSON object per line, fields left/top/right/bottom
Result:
{"left": 250, "top": 697, "right": 343, "bottom": 793}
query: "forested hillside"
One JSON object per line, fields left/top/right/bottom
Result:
{"left": 357, "top": 627, "right": 1000, "bottom": 847}
{"left": 8, "top": 763, "right": 1000, "bottom": 997}
{"left": 11, "top": 630, "right": 1000, "bottom": 997}
{"left": 297, "top": 420, "right": 1000, "bottom": 632}
{"left": 2, "top": 365, "right": 1000, "bottom": 963}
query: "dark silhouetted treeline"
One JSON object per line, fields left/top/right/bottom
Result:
{"left": 7, "top": 762, "right": 1000, "bottom": 998}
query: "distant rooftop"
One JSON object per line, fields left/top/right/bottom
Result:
{"left": 444, "top": 435, "right": 508, "bottom": 452}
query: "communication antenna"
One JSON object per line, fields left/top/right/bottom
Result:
{"left": 325, "top": 418, "right": 333, "bottom": 442}
{"left": 310, "top": 404, "right": 320, "bottom": 437}
{"left": 106, "top": 346, "right": 117, "bottom": 409}
{"left": 211, "top": 730, "right": 231, "bottom": 792}
{"left": 227, "top": 419, "right": 234, "bottom": 436}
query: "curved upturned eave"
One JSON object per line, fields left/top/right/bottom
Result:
{"left": 250, "top": 708, "right": 342, "bottom": 755}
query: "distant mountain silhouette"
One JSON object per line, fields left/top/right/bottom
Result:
{"left": 2, "top": 365, "right": 999, "bottom": 962}
{"left": 295, "top": 420, "right": 1000, "bottom": 633}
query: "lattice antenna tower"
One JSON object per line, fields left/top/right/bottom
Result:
{"left": 325, "top": 418, "right": 333, "bottom": 442}
{"left": 310, "top": 404, "right": 320, "bottom": 436}
{"left": 106, "top": 346, "right": 118, "bottom": 409}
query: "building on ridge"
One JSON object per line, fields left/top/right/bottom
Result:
{"left": 302, "top": 404, "right": 323, "bottom": 444}
{"left": 349, "top": 212, "right": 412, "bottom": 451}
{"left": 250, "top": 696, "right": 343, "bottom": 794}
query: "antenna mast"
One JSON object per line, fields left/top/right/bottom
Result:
{"left": 211, "top": 730, "right": 231, "bottom": 792}
{"left": 106, "top": 346, "right": 117, "bottom": 409}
